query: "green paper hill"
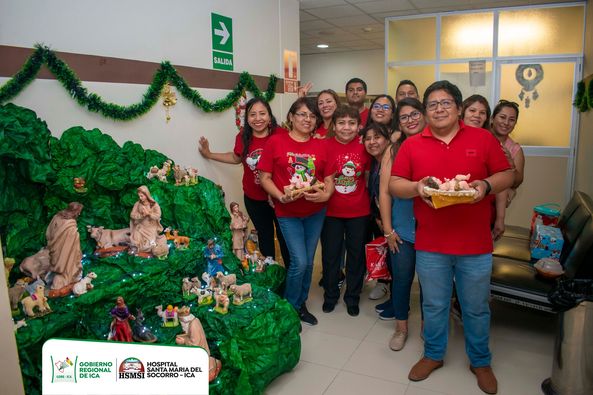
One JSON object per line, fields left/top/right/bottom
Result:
{"left": 0, "top": 103, "right": 296, "bottom": 395}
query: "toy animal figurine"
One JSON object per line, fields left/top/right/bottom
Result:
{"left": 13, "top": 318, "right": 27, "bottom": 332}
{"left": 132, "top": 308, "right": 157, "bottom": 343}
{"left": 203, "top": 239, "right": 224, "bottom": 277}
{"left": 25, "top": 278, "right": 44, "bottom": 296}
{"left": 87, "top": 226, "right": 131, "bottom": 249}
{"left": 72, "top": 272, "right": 97, "bottom": 296}
{"left": 191, "top": 287, "right": 213, "bottom": 306}
{"left": 201, "top": 272, "right": 216, "bottom": 289}
{"left": 108, "top": 296, "right": 135, "bottom": 342}
{"left": 173, "top": 164, "right": 187, "bottom": 186}
{"left": 73, "top": 177, "right": 87, "bottom": 193}
{"left": 152, "top": 235, "right": 170, "bottom": 259}
{"left": 214, "top": 293, "right": 230, "bottom": 314}
{"left": 4, "top": 257, "right": 15, "bottom": 282}
{"left": 8, "top": 279, "right": 28, "bottom": 310}
{"left": 190, "top": 277, "right": 202, "bottom": 291}
{"left": 186, "top": 167, "right": 199, "bottom": 185}
{"left": 230, "top": 283, "right": 253, "bottom": 305}
{"left": 146, "top": 159, "right": 172, "bottom": 182}
{"left": 215, "top": 272, "right": 236, "bottom": 292}
{"left": 19, "top": 248, "right": 51, "bottom": 281}
{"left": 21, "top": 284, "right": 52, "bottom": 317}
{"left": 164, "top": 228, "right": 190, "bottom": 249}
{"left": 229, "top": 202, "right": 249, "bottom": 260}
{"left": 182, "top": 277, "right": 193, "bottom": 297}
{"left": 175, "top": 306, "right": 221, "bottom": 382}
{"left": 255, "top": 258, "right": 266, "bottom": 273}
{"left": 155, "top": 305, "right": 179, "bottom": 327}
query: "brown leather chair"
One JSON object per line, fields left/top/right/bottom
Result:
{"left": 490, "top": 191, "right": 593, "bottom": 312}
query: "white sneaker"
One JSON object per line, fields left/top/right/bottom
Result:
{"left": 369, "top": 282, "right": 388, "bottom": 300}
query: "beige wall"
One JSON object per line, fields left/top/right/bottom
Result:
{"left": 575, "top": 0, "right": 593, "bottom": 197}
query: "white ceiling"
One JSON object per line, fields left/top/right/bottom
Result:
{"left": 300, "top": 0, "right": 575, "bottom": 55}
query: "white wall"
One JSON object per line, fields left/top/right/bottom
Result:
{"left": 301, "top": 49, "right": 385, "bottom": 95}
{"left": 0, "top": 1, "right": 299, "bottom": 392}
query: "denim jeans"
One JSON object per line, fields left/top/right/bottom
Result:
{"left": 389, "top": 240, "right": 421, "bottom": 320}
{"left": 277, "top": 208, "right": 326, "bottom": 309}
{"left": 416, "top": 251, "right": 492, "bottom": 367}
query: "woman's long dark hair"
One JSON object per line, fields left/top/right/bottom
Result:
{"left": 241, "top": 98, "right": 278, "bottom": 159}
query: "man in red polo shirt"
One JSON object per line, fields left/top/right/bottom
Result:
{"left": 390, "top": 81, "right": 514, "bottom": 395}
{"left": 345, "top": 78, "right": 369, "bottom": 126}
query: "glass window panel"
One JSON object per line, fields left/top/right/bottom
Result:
{"left": 388, "top": 17, "right": 436, "bottom": 62}
{"left": 441, "top": 13, "right": 493, "bottom": 59}
{"left": 499, "top": 62, "right": 574, "bottom": 147}
{"left": 498, "top": 6, "right": 584, "bottom": 57}
{"left": 439, "top": 62, "right": 493, "bottom": 101}
{"left": 388, "top": 65, "right": 435, "bottom": 99}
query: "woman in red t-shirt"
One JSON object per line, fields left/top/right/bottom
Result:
{"left": 258, "top": 97, "right": 335, "bottom": 326}
{"left": 320, "top": 105, "right": 371, "bottom": 317}
{"left": 314, "top": 89, "right": 340, "bottom": 139}
{"left": 198, "top": 98, "right": 290, "bottom": 267}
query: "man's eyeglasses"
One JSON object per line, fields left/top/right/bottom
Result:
{"left": 294, "top": 112, "right": 317, "bottom": 120}
{"left": 372, "top": 103, "right": 392, "bottom": 111}
{"left": 426, "top": 99, "right": 455, "bottom": 112}
{"left": 399, "top": 111, "right": 422, "bottom": 124}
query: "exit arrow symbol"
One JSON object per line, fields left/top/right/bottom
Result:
{"left": 214, "top": 22, "right": 230, "bottom": 45}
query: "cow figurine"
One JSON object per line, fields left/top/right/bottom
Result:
{"left": 19, "top": 248, "right": 51, "bottom": 280}
{"left": 87, "top": 226, "right": 131, "bottom": 249}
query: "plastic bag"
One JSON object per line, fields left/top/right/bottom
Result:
{"left": 365, "top": 236, "right": 391, "bottom": 281}
{"left": 548, "top": 278, "right": 593, "bottom": 312}
{"left": 530, "top": 203, "right": 561, "bottom": 237}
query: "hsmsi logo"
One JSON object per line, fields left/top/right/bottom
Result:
{"left": 51, "top": 355, "right": 77, "bottom": 383}
{"left": 118, "top": 357, "right": 145, "bottom": 379}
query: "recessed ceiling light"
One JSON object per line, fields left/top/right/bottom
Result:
{"left": 362, "top": 27, "right": 373, "bottom": 33}
{"left": 316, "top": 44, "right": 329, "bottom": 48}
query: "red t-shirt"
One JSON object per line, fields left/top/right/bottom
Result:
{"left": 257, "top": 132, "right": 328, "bottom": 217}
{"left": 315, "top": 124, "right": 329, "bottom": 139}
{"left": 392, "top": 121, "right": 510, "bottom": 255}
{"left": 326, "top": 137, "right": 371, "bottom": 218}
{"left": 233, "top": 126, "right": 287, "bottom": 201}
{"left": 359, "top": 107, "right": 369, "bottom": 127}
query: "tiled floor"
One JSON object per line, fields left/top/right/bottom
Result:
{"left": 266, "top": 258, "right": 557, "bottom": 395}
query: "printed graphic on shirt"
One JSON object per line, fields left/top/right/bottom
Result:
{"left": 334, "top": 154, "right": 363, "bottom": 194}
{"left": 246, "top": 148, "right": 263, "bottom": 184}
{"left": 287, "top": 153, "right": 317, "bottom": 189}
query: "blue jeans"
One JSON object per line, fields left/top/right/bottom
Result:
{"left": 389, "top": 240, "right": 420, "bottom": 320}
{"left": 278, "top": 208, "right": 326, "bottom": 309}
{"left": 416, "top": 251, "right": 492, "bottom": 367}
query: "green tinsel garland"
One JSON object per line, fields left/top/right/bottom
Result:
{"left": 573, "top": 78, "right": 593, "bottom": 113}
{"left": 0, "top": 44, "right": 278, "bottom": 120}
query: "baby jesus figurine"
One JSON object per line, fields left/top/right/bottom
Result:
{"left": 229, "top": 202, "right": 249, "bottom": 260}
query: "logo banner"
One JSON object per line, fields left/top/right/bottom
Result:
{"left": 42, "top": 339, "right": 208, "bottom": 394}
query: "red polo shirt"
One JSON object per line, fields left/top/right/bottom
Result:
{"left": 257, "top": 132, "right": 328, "bottom": 218}
{"left": 233, "top": 126, "right": 288, "bottom": 201}
{"left": 326, "top": 137, "right": 371, "bottom": 218}
{"left": 392, "top": 121, "right": 510, "bottom": 255}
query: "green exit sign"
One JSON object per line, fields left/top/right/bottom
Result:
{"left": 211, "top": 13, "right": 233, "bottom": 64}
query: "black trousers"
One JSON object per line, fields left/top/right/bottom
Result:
{"left": 321, "top": 215, "right": 369, "bottom": 307}
{"left": 243, "top": 194, "right": 290, "bottom": 268}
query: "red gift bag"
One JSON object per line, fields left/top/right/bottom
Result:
{"left": 365, "top": 236, "right": 391, "bottom": 281}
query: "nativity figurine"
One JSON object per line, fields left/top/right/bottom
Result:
{"left": 129, "top": 185, "right": 164, "bottom": 255}
{"left": 229, "top": 202, "right": 249, "bottom": 260}
{"left": 203, "top": 239, "right": 224, "bottom": 277}
{"left": 108, "top": 296, "right": 135, "bottom": 342}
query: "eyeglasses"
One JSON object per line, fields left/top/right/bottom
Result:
{"left": 399, "top": 111, "right": 422, "bottom": 124}
{"left": 426, "top": 99, "right": 455, "bottom": 112}
{"left": 294, "top": 112, "right": 317, "bottom": 120}
{"left": 372, "top": 103, "right": 392, "bottom": 111}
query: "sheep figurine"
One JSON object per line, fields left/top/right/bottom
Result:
{"left": 72, "top": 272, "right": 97, "bottom": 296}
{"left": 21, "top": 284, "right": 51, "bottom": 317}
{"left": 215, "top": 272, "right": 237, "bottom": 292}
{"left": 230, "top": 283, "right": 252, "bottom": 305}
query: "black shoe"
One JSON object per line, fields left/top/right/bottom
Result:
{"left": 299, "top": 304, "right": 318, "bottom": 326}
{"left": 347, "top": 305, "right": 359, "bottom": 317}
{"left": 318, "top": 277, "right": 323, "bottom": 287}
{"left": 322, "top": 302, "right": 335, "bottom": 313}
